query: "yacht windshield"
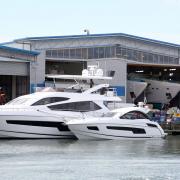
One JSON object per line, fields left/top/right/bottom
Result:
{"left": 120, "top": 111, "right": 150, "bottom": 120}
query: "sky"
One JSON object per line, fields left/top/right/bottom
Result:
{"left": 0, "top": 0, "right": 180, "bottom": 44}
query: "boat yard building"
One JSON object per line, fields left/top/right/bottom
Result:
{"left": 2, "top": 33, "right": 180, "bottom": 105}
{"left": 0, "top": 45, "right": 39, "bottom": 103}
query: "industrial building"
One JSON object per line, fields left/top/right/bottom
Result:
{"left": 1, "top": 33, "right": 180, "bottom": 106}
{"left": 0, "top": 45, "right": 39, "bottom": 104}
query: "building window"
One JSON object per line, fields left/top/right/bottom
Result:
{"left": 57, "top": 50, "right": 64, "bottom": 58}
{"left": 64, "top": 49, "right": 69, "bottom": 58}
{"left": 94, "top": 48, "right": 99, "bottom": 59}
{"left": 70, "top": 49, "right": 76, "bottom": 59}
{"left": 99, "top": 47, "right": 105, "bottom": 58}
{"left": 88, "top": 48, "right": 94, "bottom": 59}
{"left": 82, "top": 48, "right": 88, "bottom": 59}
{"left": 45, "top": 45, "right": 179, "bottom": 64}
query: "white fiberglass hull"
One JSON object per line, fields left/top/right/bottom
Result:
{"left": 0, "top": 114, "right": 75, "bottom": 139}
{"left": 127, "top": 80, "right": 148, "bottom": 103}
{"left": 145, "top": 79, "right": 180, "bottom": 104}
{"left": 67, "top": 121, "right": 166, "bottom": 140}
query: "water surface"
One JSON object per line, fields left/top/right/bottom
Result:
{"left": 0, "top": 136, "right": 180, "bottom": 180}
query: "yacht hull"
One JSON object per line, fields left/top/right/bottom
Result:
{"left": 0, "top": 115, "right": 75, "bottom": 139}
{"left": 68, "top": 122, "right": 166, "bottom": 140}
{"left": 145, "top": 79, "right": 180, "bottom": 104}
{"left": 127, "top": 80, "right": 147, "bottom": 103}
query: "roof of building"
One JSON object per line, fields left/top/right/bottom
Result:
{"left": 14, "top": 33, "right": 180, "bottom": 48}
{"left": 0, "top": 45, "right": 40, "bottom": 56}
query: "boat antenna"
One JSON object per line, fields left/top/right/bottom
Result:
{"left": 84, "top": 29, "right": 90, "bottom": 35}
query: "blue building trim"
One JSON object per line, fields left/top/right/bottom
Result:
{"left": 111, "top": 86, "right": 125, "bottom": 96}
{"left": 30, "top": 83, "right": 45, "bottom": 93}
{"left": 0, "top": 45, "right": 40, "bottom": 56}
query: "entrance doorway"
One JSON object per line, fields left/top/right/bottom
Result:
{"left": 0, "top": 75, "right": 29, "bottom": 104}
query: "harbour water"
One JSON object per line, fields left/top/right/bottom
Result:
{"left": 0, "top": 136, "right": 180, "bottom": 180}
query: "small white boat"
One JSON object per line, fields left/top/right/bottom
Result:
{"left": 67, "top": 107, "right": 166, "bottom": 140}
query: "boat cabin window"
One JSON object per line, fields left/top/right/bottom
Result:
{"left": 48, "top": 101, "right": 101, "bottom": 112}
{"left": 120, "top": 111, "right": 150, "bottom": 120}
{"left": 32, "top": 97, "right": 69, "bottom": 106}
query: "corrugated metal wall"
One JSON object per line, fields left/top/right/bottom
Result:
{"left": 0, "top": 61, "right": 28, "bottom": 76}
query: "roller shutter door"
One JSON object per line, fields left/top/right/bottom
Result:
{"left": 0, "top": 61, "right": 29, "bottom": 76}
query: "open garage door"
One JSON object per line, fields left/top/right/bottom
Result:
{"left": 127, "top": 64, "right": 180, "bottom": 105}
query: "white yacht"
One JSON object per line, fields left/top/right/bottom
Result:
{"left": 127, "top": 73, "right": 180, "bottom": 104}
{"left": 0, "top": 65, "right": 133, "bottom": 139}
{"left": 145, "top": 79, "right": 180, "bottom": 104}
{"left": 67, "top": 107, "right": 166, "bottom": 140}
{"left": 0, "top": 86, "right": 123, "bottom": 139}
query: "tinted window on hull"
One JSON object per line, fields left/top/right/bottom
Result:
{"left": 107, "top": 126, "right": 146, "bottom": 134}
{"left": 6, "top": 120, "right": 70, "bottom": 131}
{"left": 87, "top": 126, "right": 99, "bottom": 131}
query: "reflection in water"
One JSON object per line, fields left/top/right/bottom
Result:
{"left": 0, "top": 136, "right": 180, "bottom": 180}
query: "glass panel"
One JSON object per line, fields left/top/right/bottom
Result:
{"left": 142, "top": 52, "right": 148, "bottom": 63}
{"left": 169, "top": 57, "right": 174, "bottom": 64}
{"left": 70, "top": 49, "right": 76, "bottom": 59}
{"left": 174, "top": 58, "right": 179, "bottom": 64}
{"left": 76, "top": 48, "right": 82, "bottom": 59}
{"left": 164, "top": 56, "right": 169, "bottom": 64}
{"left": 51, "top": 50, "right": 58, "bottom": 58}
{"left": 148, "top": 54, "right": 153, "bottom": 63}
{"left": 64, "top": 49, "right": 69, "bottom": 58}
{"left": 57, "top": 50, "right": 64, "bottom": 58}
{"left": 105, "top": 47, "right": 111, "bottom": 58}
{"left": 99, "top": 47, "right": 105, "bottom": 58}
{"left": 88, "top": 48, "right": 94, "bottom": 59}
{"left": 121, "top": 48, "right": 127, "bottom": 59}
{"left": 116, "top": 47, "right": 122, "bottom": 58}
{"left": 159, "top": 55, "right": 164, "bottom": 64}
{"left": 94, "top": 48, "right": 99, "bottom": 58}
{"left": 127, "top": 49, "right": 133, "bottom": 60}
{"left": 111, "top": 47, "right": 116, "bottom": 57}
{"left": 136, "top": 51, "right": 141, "bottom": 61}
{"left": 82, "top": 48, "right": 88, "bottom": 59}
{"left": 153, "top": 54, "right": 158, "bottom": 63}
{"left": 46, "top": 50, "right": 51, "bottom": 57}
